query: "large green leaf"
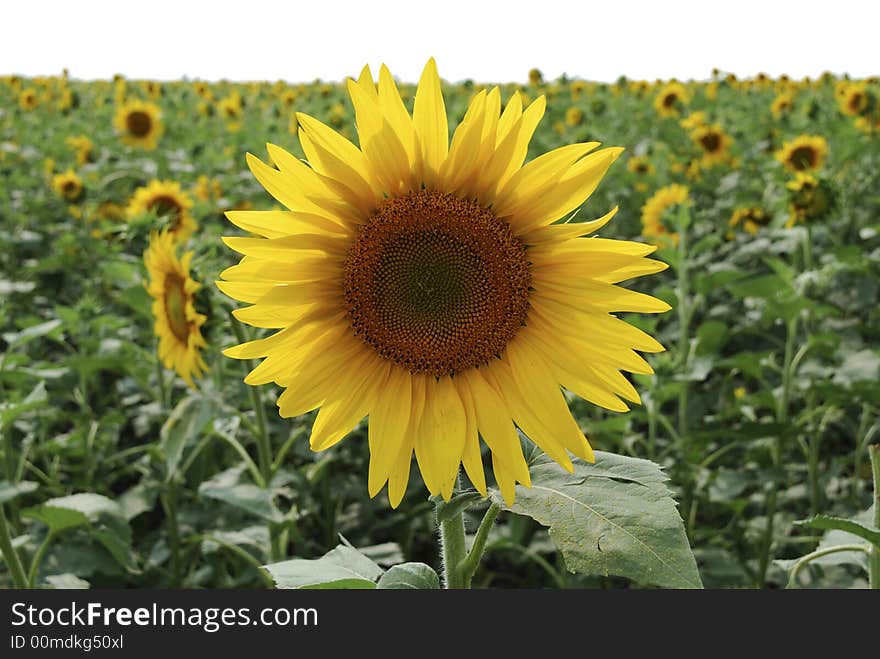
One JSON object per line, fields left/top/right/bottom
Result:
{"left": 160, "top": 394, "right": 216, "bottom": 481}
{"left": 376, "top": 563, "right": 440, "bottom": 589}
{"left": 491, "top": 452, "right": 702, "bottom": 589}
{"left": 199, "top": 467, "right": 285, "bottom": 523}
{"left": 263, "top": 545, "right": 382, "bottom": 589}
{"left": 23, "top": 493, "right": 135, "bottom": 570}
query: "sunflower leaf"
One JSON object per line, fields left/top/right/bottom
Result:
{"left": 795, "top": 513, "right": 880, "bottom": 547}
{"left": 377, "top": 562, "right": 440, "bottom": 589}
{"left": 490, "top": 451, "right": 702, "bottom": 589}
{"left": 263, "top": 545, "right": 382, "bottom": 589}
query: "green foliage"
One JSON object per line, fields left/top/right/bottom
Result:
{"left": 1, "top": 70, "right": 879, "bottom": 589}
{"left": 492, "top": 453, "right": 702, "bottom": 589}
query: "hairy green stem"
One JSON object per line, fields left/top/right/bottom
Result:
{"left": 155, "top": 349, "right": 167, "bottom": 410}
{"left": 438, "top": 507, "right": 468, "bottom": 589}
{"left": 870, "top": 445, "right": 880, "bottom": 589}
{"left": 787, "top": 543, "right": 869, "bottom": 589}
{"left": 458, "top": 504, "right": 501, "bottom": 588}
{"left": 0, "top": 503, "right": 28, "bottom": 588}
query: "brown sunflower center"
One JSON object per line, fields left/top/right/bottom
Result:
{"left": 789, "top": 146, "right": 817, "bottom": 170}
{"left": 126, "top": 110, "right": 152, "bottom": 137}
{"left": 662, "top": 93, "right": 678, "bottom": 108}
{"left": 62, "top": 180, "right": 79, "bottom": 198}
{"left": 699, "top": 132, "right": 721, "bottom": 153}
{"left": 344, "top": 190, "right": 532, "bottom": 377}
{"left": 147, "top": 195, "right": 183, "bottom": 228}
{"left": 163, "top": 275, "right": 190, "bottom": 343}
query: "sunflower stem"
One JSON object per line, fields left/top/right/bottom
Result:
{"left": 155, "top": 349, "right": 168, "bottom": 411}
{"left": 869, "top": 445, "right": 880, "bottom": 590}
{"left": 229, "top": 314, "right": 273, "bottom": 481}
{"left": 458, "top": 503, "right": 501, "bottom": 588}
{"left": 437, "top": 501, "right": 468, "bottom": 589}
{"left": 0, "top": 503, "right": 28, "bottom": 588}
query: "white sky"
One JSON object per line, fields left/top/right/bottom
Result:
{"left": 3, "top": 0, "right": 878, "bottom": 84}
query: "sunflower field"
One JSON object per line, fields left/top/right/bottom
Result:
{"left": 1, "top": 65, "right": 879, "bottom": 591}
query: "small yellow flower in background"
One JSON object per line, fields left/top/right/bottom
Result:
{"left": 654, "top": 81, "right": 689, "bottom": 117}
{"left": 193, "top": 175, "right": 222, "bottom": 203}
{"left": 641, "top": 184, "right": 690, "bottom": 246}
{"left": 771, "top": 92, "right": 795, "bottom": 119}
{"left": 97, "top": 201, "right": 126, "bottom": 221}
{"left": 65, "top": 135, "right": 94, "bottom": 166}
{"left": 776, "top": 135, "right": 828, "bottom": 172}
{"left": 565, "top": 106, "right": 584, "bottom": 127}
{"left": 627, "top": 155, "right": 655, "bottom": 176}
{"left": 217, "top": 93, "right": 243, "bottom": 120}
{"left": 57, "top": 87, "right": 74, "bottom": 112}
{"left": 691, "top": 123, "right": 731, "bottom": 167}
{"left": 570, "top": 80, "right": 588, "bottom": 100}
{"left": 52, "top": 169, "right": 83, "bottom": 202}
{"left": 679, "top": 111, "right": 707, "bottom": 131}
{"left": 786, "top": 172, "right": 834, "bottom": 226}
{"left": 114, "top": 100, "right": 163, "bottom": 150}
{"left": 43, "top": 157, "right": 56, "bottom": 178}
{"left": 19, "top": 88, "right": 39, "bottom": 110}
{"left": 144, "top": 230, "right": 208, "bottom": 389}
{"left": 837, "top": 82, "right": 869, "bottom": 117}
{"left": 127, "top": 180, "right": 197, "bottom": 242}
{"left": 729, "top": 207, "right": 772, "bottom": 235}
{"left": 734, "top": 386, "right": 746, "bottom": 400}
{"left": 193, "top": 81, "right": 214, "bottom": 101}
{"left": 528, "top": 67, "right": 543, "bottom": 86}
{"left": 141, "top": 80, "right": 163, "bottom": 99}
{"left": 218, "top": 59, "right": 670, "bottom": 507}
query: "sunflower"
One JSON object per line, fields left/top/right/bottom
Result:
{"left": 641, "top": 184, "right": 689, "bottom": 246}
{"left": 65, "top": 135, "right": 93, "bottom": 166}
{"left": 837, "top": 82, "right": 869, "bottom": 117}
{"left": 729, "top": 206, "right": 772, "bottom": 235}
{"left": 217, "top": 93, "right": 243, "bottom": 120}
{"left": 627, "top": 155, "right": 655, "bottom": 176}
{"left": 653, "top": 81, "right": 689, "bottom": 117}
{"left": 775, "top": 135, "right": 828, "bottom": 172}
{"left": 52, "top": 169, "right": 83, "bottom": 202}
{"left": 679, "top": 111, "right": 707, "bottom": 131}
{"left": 786, "top": 173, "right": 834, "bottom": 226}
{"left": 127, "top": 180, "right": 197, "bottom": 242}
{"left": 218, "top": 59, "right": 669, "bottom": 507}
{"left": 144, "top": 230, "right": 208, "bottom": 388}
{"left": 114, "top": 100, "right": 163, "bottom": 150}
{"left": 19, "top": 88, "right": 39, "bottom": 111}
{"left": 691, "top": 123, "right": 731, "bottom": 167}
{"left": 565, "top": 106, "right": 584, "bottom": 127}
{"left": 771, "top": 92, "right": 795, "bottom": 119}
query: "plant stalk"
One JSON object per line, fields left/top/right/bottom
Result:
{"left": 0, "top": 503, "right": 28, "bottom": 588}
{"left": 869, "top": 445, "right": 880, "bottom": 589}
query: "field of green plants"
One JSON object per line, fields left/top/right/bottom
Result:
{"left": 1, "top": 68, "right": 878, "bottom": 590}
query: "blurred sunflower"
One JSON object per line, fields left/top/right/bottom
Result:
{"left": 729, "top": 206, "right": 771, "bottom": 235}
{"left": 52, "top": 169, "right": 83, "bottom": 202}
{"left": 65, "top": 135, "right": 94, "bottom": 166}
{"left": 641, "top": 184, "right": 689, "bottom": 246}
{"left": 776, "top": 135, "right": 827, "bottom": 172}
{"left": 679, "top": 111, "right": 707, "bottom": 131}
{"left": 19, "top": 88, "right": 39, "bottom": 110}
{"left": 128, "top": 180, "right": 197, "bottom": 242}
{"left": 144, "top": 230, "right": 208, "bottom": 388}
{"left": 691, "top": 123, "right": 731, "bottom": 167}
{"left": 218, "top": 59, "right": 669, "bottom": 506}
{"left": 786, "top": 173, "right": 834, "bottom": 226}
{"left": 653, "top": 81, "right": 689, "bottom": 117}
{"left": 627, "top": 155, "right": 654, "bottom": 191}
{"left": 565, "top": 106, "right": 584, "bottom": 127}
{"left": 837, "top": 82, "right": 869, "bottom": 117}
{"left": 114, "top": 100, "right": 163, "bottom": 150}
{"left": 771, "top": 92, "right": 795, "bottom": 119}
